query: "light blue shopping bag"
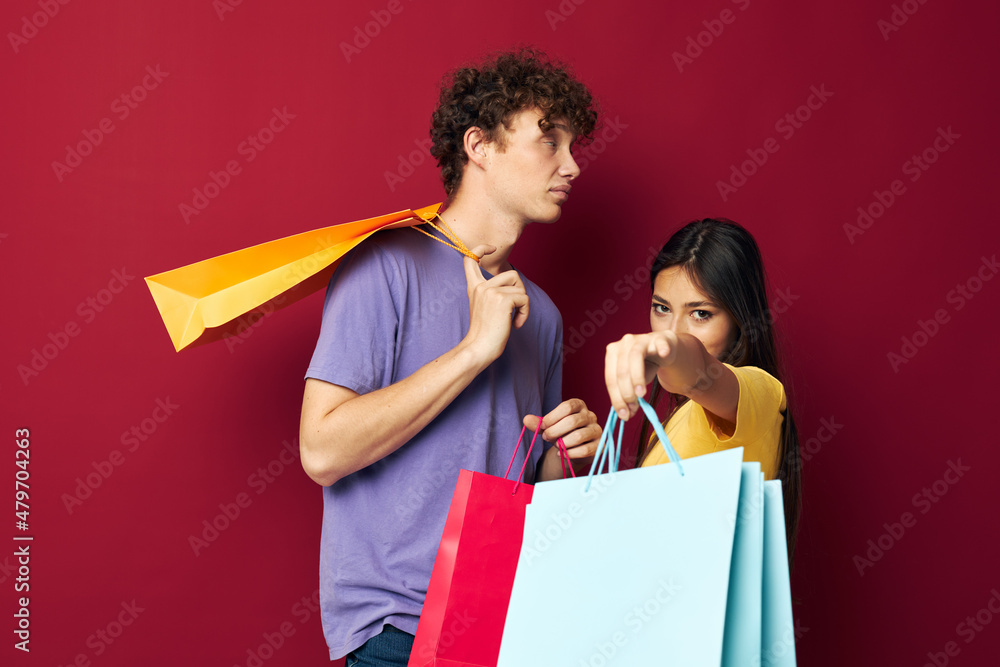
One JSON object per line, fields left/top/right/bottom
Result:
{"left": 722, "top": 464, "right": 764, "bottom": 665}
{"left": 761, "top": 480, "right": 797, "bottom": 666}
{"left": 498, "top": 397, "right": 796, "bottom": 666}
{"left": 498, "top": 400, "right": 744, "bottom": 666}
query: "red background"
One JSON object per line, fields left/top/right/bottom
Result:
{"left": 4, "top": 1, "right": 999, "bottom": 665}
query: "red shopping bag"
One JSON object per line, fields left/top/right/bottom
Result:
{"left": 407, "top": 429, "right": 574, "bottom": 667}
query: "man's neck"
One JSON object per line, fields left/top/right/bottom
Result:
{"left": 438, "top": 194, "right": 526, "bottom": 275}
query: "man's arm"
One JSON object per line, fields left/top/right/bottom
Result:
{"left": 300, "top": 247, "right": 528, "bottom": 486}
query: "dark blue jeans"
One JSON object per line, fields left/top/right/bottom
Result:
{"left": 346, "top": 625, "right": 414, "bottom": 667}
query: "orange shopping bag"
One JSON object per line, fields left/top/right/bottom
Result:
{"left": 145, "top": 204, "right": 441, "bottom": 351}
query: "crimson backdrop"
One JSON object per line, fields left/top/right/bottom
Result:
{"left": 4, "top": 1, "right": 999, "bottom": 665}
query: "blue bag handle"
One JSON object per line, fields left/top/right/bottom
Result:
{"left": 636, "top": 396, "right": 684, "bottom": 471}
{"left": 584, "top": 396, "right": 685, "bottom": 492}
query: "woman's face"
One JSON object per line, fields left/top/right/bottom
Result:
{"left": 649, "top": 266, "right": 738, "bottom": 359}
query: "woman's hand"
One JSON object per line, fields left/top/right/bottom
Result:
{"left": 604, "top": 331, "right": 680, "bottom": 420}
{"left": 605, "top": 331, "right": 740, "bottom": 424}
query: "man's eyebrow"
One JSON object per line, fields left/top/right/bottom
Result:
{"left": 547, "top": 122, "right": 572, "bottom": 133}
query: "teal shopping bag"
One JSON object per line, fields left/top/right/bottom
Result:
{"left": 497, "top": 401, "right": 744, "bottom": 666}
{"left": 761, "top": 480, "right": 797, "bottom": 666}
{"left": 721, "top": 464, "right": 764, "bottom": 665}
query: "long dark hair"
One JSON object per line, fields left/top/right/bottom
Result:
{"left": 636, "top": 218, "right": 802, "bottom": 562}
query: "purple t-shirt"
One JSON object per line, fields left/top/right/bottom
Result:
{"left": 305, "top": 228, "right": 563, "bottom": 659}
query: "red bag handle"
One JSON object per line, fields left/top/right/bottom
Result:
{"left": 503, "top": 426, "right": 577, "bottom": 495}
{"left": 556, "top": 438, "right": 577, "bottom": 480}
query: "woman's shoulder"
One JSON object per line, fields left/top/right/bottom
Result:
{"left": 724, "top": 364, "right": 786, "bottom": 411}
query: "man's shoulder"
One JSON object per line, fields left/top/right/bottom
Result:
{"left": 358, "top": 227, "right": 458, "bottom": 269}
{"left": 519, "top": 271, "right": 559, "bottom": 318}
{"left": 335, "top": 228, "right": 451, "bottom": 286}
{"left": 350, "top": 227, "right": 423, "bottom": 261}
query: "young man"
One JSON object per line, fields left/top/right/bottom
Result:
{"left": 299, "top": 49, "right": 600, "bottom": 665}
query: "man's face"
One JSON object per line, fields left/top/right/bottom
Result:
{"left": 483, "top": 107, "right": 580, "bottom": 224}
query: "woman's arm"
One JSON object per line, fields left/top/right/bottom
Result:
{"left": 604, "top": 331, "right": 739, "bottom": 424}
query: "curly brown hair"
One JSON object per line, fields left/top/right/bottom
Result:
{"left": 430, "top": 48, "right": 598, "bottom": 198}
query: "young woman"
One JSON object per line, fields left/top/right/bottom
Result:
{"left": 604, "top": 218, "right": 801, "bottom": 549}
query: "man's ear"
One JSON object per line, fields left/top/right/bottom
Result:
{"left": 463, "top": 126, "right": 489, "bottom": 169}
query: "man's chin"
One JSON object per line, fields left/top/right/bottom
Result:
{"left": 532, "top": 206, "right": 564, "bottom": 225}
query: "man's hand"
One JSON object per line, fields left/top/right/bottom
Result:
{"left": 461, "top": 245, "right": 529, "bottom": 365}
{"left": 528, "top": 399, "right": 601, "bottom": 481}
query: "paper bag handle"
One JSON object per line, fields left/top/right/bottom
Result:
{"left": 502, "top": 426, "right": 578, "bottom": 493}
{"left": 556, "top": 438, "right": 577, "bottom": 480}
{"left": 584, "top": 396, "right": 684, "bottom": 492}
{"left": 636, "top": 396, "right": 684, "bottom": 472}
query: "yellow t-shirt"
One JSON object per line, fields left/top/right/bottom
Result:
{"left": 641, "top": 364, "right": 785, "bottom": 480}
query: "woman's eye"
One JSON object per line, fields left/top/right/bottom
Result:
{"left": 652, "top": 304, "right": 669, "bottom": 315}
{"left": 692, "top": 310, "right": 713, "bottom": 321}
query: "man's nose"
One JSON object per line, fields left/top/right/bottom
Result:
{"left": 561, "top": 150, "right": 580, "bottom": 180}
